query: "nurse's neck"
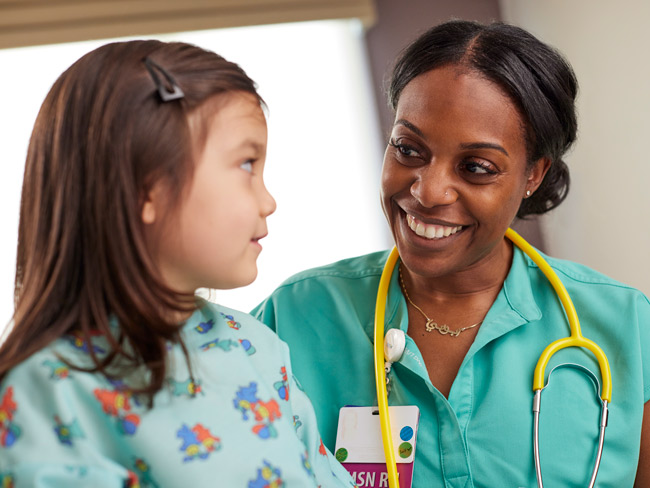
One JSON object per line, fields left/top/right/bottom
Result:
{"left": 402, "top": 238, "right": 513, "bottom": 304}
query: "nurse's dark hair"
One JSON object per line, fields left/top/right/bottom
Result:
{"left": 0, "top": 40, "right": 262, "bottom": 403}
{"left": 388, "top": 20, "right": 577, "bottom": 218}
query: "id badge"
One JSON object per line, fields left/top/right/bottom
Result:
{"left": 334, "top": 405, "right": 420, "bottom": 488}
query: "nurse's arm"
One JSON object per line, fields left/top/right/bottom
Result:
{"left": 635, "top": 401, "right": 650, "bottom": 486}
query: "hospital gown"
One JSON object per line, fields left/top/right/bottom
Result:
{"left": 0, "top": 301, "right": 355, "bottom": 487}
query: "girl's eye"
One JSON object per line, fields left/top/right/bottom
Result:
{"left": 240, "top": 160, "right": 254, "bottom": 173}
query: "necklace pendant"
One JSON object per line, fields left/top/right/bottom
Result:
{"left": 425, "top": 320, "right": 436, "bottom": 333}
{"left": 437, "top": 323, "right": 451, "bottom": 335}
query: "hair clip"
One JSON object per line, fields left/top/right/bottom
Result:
{"left": 143, "top": 57, "right": 185, "bottom": 102}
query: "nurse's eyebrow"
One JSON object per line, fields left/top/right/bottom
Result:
{"left": 394, "top": 120, "right": 510, "bottom": 157}
{"left": 460, "top": 142, "right": 509, "bottom": 157}
{"left": 394, "top": 119, "right": 424, "bottom": 138}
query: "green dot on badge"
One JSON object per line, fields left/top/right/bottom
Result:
{"left": 398, "top": 442, "right": 413, "bottom": 459}
{"left": 335, "top": 447, "right": 348, "bottom": 462}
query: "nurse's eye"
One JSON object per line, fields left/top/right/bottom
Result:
{"left": 388, "top": 139, "right": 424, "bottom": 162}
{"left": 461, "top": 160, "right": 497, "bottom": 177}
{"left": 240, "top": 160, "right": 254, "bottom": 173}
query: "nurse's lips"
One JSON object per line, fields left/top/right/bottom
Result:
{"left": 406, "top": 214, "right": 463, "bottom": 239}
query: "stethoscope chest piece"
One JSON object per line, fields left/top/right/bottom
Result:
{"left": 384, "top": 328, "right": 406, "bottom": 363}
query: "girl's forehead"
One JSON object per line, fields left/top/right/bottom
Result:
{"left": 205, "top": 94, "right": 266, "bottom": 134}
{"left": 188, "top": 92, "right": 265, "bottom": 149}
{"left": 194, "top": 94, "right": 266, "bottom": 153}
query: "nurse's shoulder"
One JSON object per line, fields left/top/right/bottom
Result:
{"left": 252, "top": 250, "right": 392, "bottom": 327}
{"left": 264, "top": 250, "right": 392, "bottom": 294}
{"left": 527, "top": 250, "right": 650, "bottom": 302}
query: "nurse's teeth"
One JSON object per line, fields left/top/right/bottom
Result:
{"left": 407, "top": 214, "right": 462, "bottom": 240}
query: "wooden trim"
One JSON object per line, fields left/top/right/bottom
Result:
{"left": 0, "top": 0, "right": 376, "bottom": 49}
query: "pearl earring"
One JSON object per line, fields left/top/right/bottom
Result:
{"left": 526, "top": 190, "right": 531, "bottom": 197}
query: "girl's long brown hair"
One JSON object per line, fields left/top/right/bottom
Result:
{"left": 0, "top": 40, "right": 262, "bottom": 403}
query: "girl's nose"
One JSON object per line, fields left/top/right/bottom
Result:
{"left": 260, "top": 182, "right": 277, "bottom": 217}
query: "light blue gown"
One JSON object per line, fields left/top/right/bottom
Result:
{"left": 0, "top": 301, "right": 355, "bottom": 487}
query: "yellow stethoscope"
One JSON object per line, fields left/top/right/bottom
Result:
{"left": 374, "top": 227, "right": 612, "bottom": 488}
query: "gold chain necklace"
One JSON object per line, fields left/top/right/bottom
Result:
{"left": 398, "top": 266, "right": 482, "bottom": 337}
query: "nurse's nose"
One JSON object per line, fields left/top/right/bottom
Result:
{"left": 410, "top": 162, "right": 457, "bottom": 208}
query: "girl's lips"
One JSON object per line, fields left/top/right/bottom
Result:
{"left": 251, "top": 233, "right": 266, "bottom": 250}
{"left": 406, "top": 214, "right": 463, "bottom": 239}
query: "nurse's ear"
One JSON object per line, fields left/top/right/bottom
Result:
{"left": 524, "top": 157, "right": 552, "bottom": 198}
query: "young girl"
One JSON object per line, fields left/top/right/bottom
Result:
{"left": 0, "top": 40, "right": 354, "bottom": 487}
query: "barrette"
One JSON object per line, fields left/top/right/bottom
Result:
{"left": 143, "top": 57, "right": 185, "bottom": 102}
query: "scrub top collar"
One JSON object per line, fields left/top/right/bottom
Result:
{"left": 381, "top": 246, "right": 543, "bottom": 371}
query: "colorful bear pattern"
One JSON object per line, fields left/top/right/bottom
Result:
{"left": 0, "top": 301, "right": 356, "bottom": 487}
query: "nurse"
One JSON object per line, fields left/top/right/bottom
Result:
{"left": 254, "top": 20, "right": 650, "bottom": 487}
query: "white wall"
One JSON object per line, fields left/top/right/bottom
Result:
{"left": 500, "top": 0, "right": 650, "bottom": 295}
{"left": 0, "top": 20, "right": 388, "bottom": 334}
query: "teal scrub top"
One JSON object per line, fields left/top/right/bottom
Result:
{"left": 0, "top": 301, "right": 355, "bottom": 488}
{"left": 253, "top": 247, "right": 650, "bottom": 487}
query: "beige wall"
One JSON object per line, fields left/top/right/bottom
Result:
{"left": 500, "top": 0, "right": 650, "bottom": 295}
{"left": 365, "top": 0, "right": 501, "bottom": 140}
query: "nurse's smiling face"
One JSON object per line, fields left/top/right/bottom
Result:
{"left": 381, "top": 65, "right": 549, "bottom": 280}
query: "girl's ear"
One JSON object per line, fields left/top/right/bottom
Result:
{"left": 141, "top": 182, "right": 166, "bottom": 225}
{"left": 526, "top": 157, "right": 552, "bottom": 195}
{"left": 141, "top": 198, "right": 157, "bottom": 225}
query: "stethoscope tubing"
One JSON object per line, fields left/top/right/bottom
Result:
{"left": 506, "top": 229, "right": 612, "bottom": 401}
{"left": 373, "top": 246, "right": 400, "bottom": 488}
